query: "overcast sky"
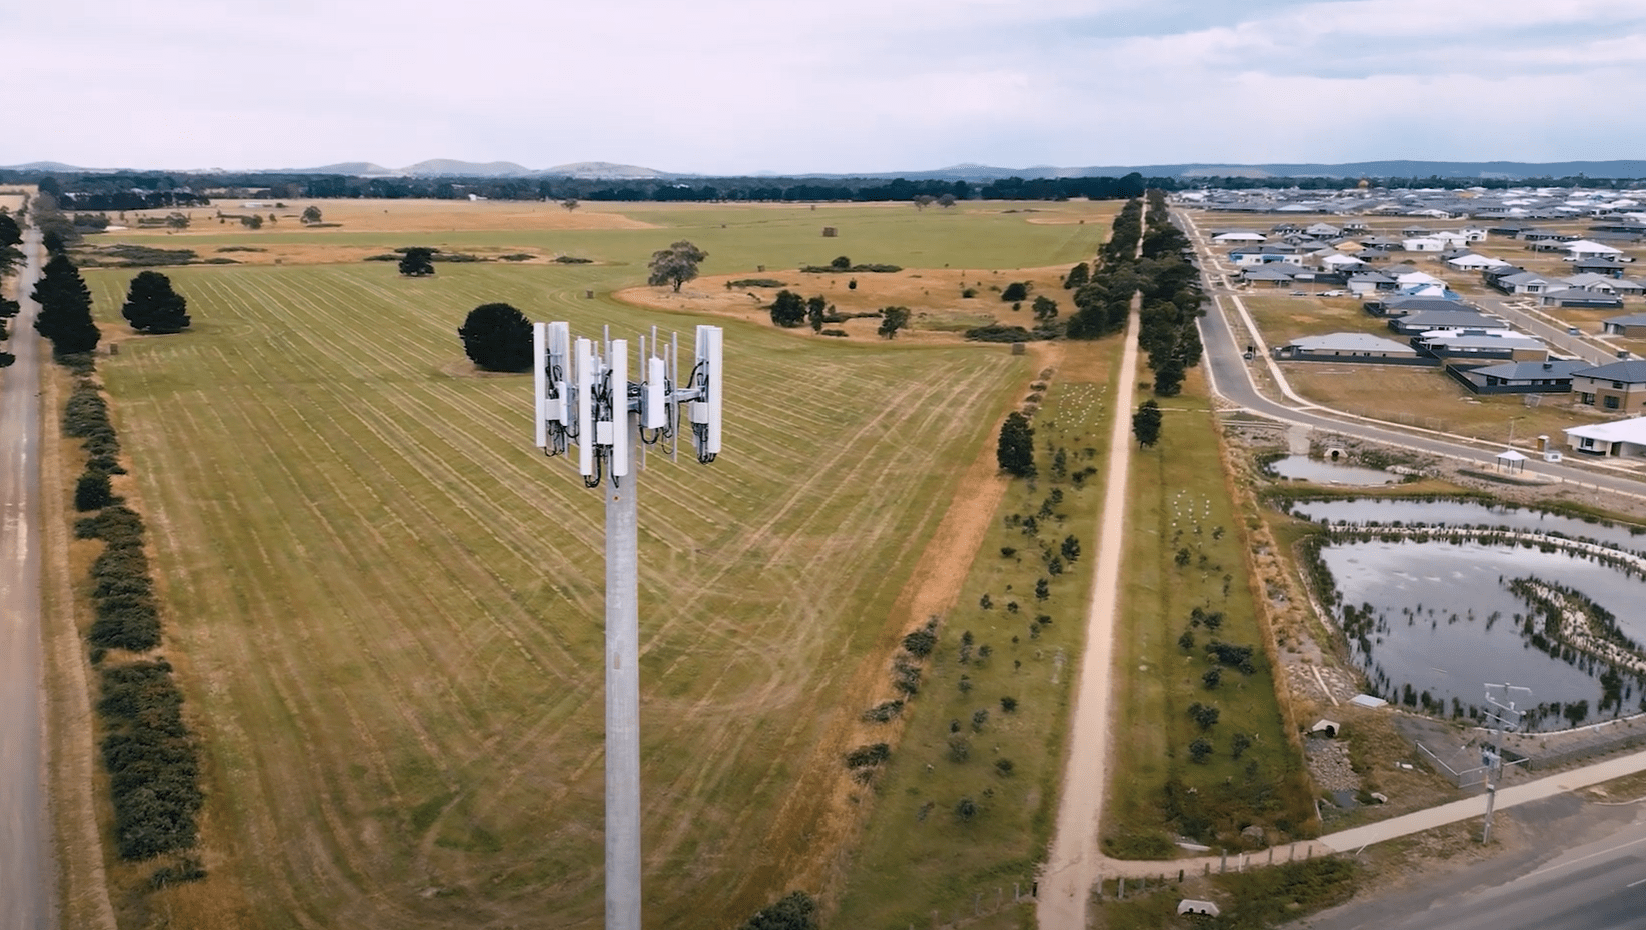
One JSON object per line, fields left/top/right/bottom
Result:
{"left": 7, "top": 0, "right": 1646, "bottom": 174}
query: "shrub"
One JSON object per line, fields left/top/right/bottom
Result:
{"left": 845, "top": 743, "right": 891, "bottom": 768}
{"left": 995, "top": 758, "right": 1014, "bottom": 776}
{"left": 1000, "top": 696, "right": 1018, "bottom": 713}
{"left": 75, "top": 472, "right": 115, "bottom": 511}
{"left": 861, "top": 700, "right": 904, "bottom": 723}
{"left": 948, "top": 736, "right": 970, "bottom": 763}
{"left": 552, "top": 255, "right": 593, "bottom": 264}
{"left": 902, "top": 628, "right": 937, "bottom": 658}
{"left": 727, "top": 278, "right": 785, "bottom": 288}
{"left": 964, "top": 324, "right": 1034, "bottom": 343}
{"left": 1189, "top": 737, "right": 1214, "bottom": 763}
{"left": 1001, "top": 282, "right": 1030, "bottom": 302}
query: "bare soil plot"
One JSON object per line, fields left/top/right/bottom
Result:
{"left": 1243, "top": 293, "right": 1381, "bottom": 343}
{"left": 75, "top": 261, "right": 1029, "bottom": 928}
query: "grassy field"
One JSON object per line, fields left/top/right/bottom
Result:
{"left": 831, "top": 343, "right": 1122, "bottom": 930}
{"left": 67, "top": 203, "right": 1111, "bottom": 928}
{"left": 1105, "top": 370, "right": 1314, "bottom": 855}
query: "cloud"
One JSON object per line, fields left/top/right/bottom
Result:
{"left": 4, "top": 0, "right": 1645, "bottom": 172}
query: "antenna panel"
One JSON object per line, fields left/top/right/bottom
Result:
{"left": 533, "top": 323, "right": 548, "bottom": 449}
{"left": 694, "top": 325, "right": 723, "bottom": 458}
{"left": 642, "top": 356, "right": 667, "bottom": 429}
{"left": 546, "top": 321, "right": 571, "bottom": 426}
{"left": 575, "top": 337, "right": 596, "bottom": 477}
{"left": 608, "top": 339, "right": 630, "bottom": 478}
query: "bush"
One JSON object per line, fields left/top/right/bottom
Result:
{"left": 727, "top": 278, "right": 785, "bottom": 288}
{"left": 964, "top": 324, "right": 1034, "bottom": 343}
{"left": 861, "top": 700, "right": 904, "bottom": 723}
{"left": 845, "top": 743, "right": 890, "bottom": 768}
{"left": 75, "top": 472, "right": 115, "bottom": 511}
{"left": 737, "top": 890, "right": 818, "bottom": 930}
{"left": 902, "top": 628, "right": 937, "bottom": 658}
{"left": 1001, "top": 281, "right": 1030, "bottom": 302}
{"left": 98, "top": 662, "right": 201, "bottom": 859}
{"left": 552, "top": 255, "right": 593, "bottom": 263}
{"left": 819, "top": 328, "right": 848, "bottom": 337}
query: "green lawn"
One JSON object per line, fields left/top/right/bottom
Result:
{"left": 81, "top": 259, "right": 1028, "bottom": 928}
{"left": 1105, "top": 372, "right": 1315, "bottom": 856}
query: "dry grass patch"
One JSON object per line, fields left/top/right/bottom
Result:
{"left": 1283, "top": 364, "right": 1601, "bottom": 445}
{"left": 123, "top": 198, "right": 658, "bottom": 234}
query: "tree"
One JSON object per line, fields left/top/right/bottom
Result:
{"left": 877, "top": 306, "right": 910, "bottom": 339}
{"left": 1189, "top": 737, "right": 1214, "bottom": 763}
{"left": 830, "top": 255, "right": 851, "bottom": 270}
{"left": 457, "top": 303, "right": 533, "bottom": 372}
{"left": 938, "top": 193, "right": 957, "bottom": 208}
{"left": 1032, "top": 295, "right": 1059, "bottom": 321}
{"left": 912, "top": 194, "right": 935, "bottom": 210}
{"left": 737, "top": 891, "right": 818, "bottom": 930}
{"left": 300, "top": 205, "right": 323, "bottom": 225}
{"left": 996, "top": 412, "right": 1035, "bottom": 477}
{"left": 1063, "top": 262, "right": 1089, "bottom": 289}
{"left": 954, "top": 796, "right": 978, "bottom": 822}
{"left": 560, "top": 198, "right": 579, "bottom": 212}
{"left": 647, "top": 240, "right": 707, "bottom": 291}
{"left": 806, "top": 295, "right": 826, "bottom": 332}
{"left": 0, "top": 213, "right": 21, "bottom": 277}
{"left": 769, "top": 289, "right": 806, "bottom": 327}
{"left": 1060, "top": 534, "right": 1080, "bottom": 562}
{"left": 241, "top": 214, "right": 263, "bottom": 229}
{"left": 1152, "top": 359, "right": 1185, "bottom": 397}
{"left": 398, "top": 247, "right": 437, "bottom": 276}
{"left": 1187, "top": 702, "right": 1220, "bottom": 731}
{"left": 33, "top": 254, "right": 100, "bottom": 356}
{"left": 1001, "top": 281, "right": 1030, "bottom": 302}
{"left": 164, "top": 212, "right": 189, "bottom": 230}
{"left": 1231, "top": 733, "right": 1253, "bottom": 760}
{"left": 1132, "top": 399, "right": 1163, "bottom": 447}
{"left": 121, "top": 271, "right": 191, "bottom": 334}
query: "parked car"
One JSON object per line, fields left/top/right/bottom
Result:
{"left": 1319, "top": 289, "right": 1347, "bottom": 297}
{"left": 1289, "top": 290, "right": 1307, "bottom": 296}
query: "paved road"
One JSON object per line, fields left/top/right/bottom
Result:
{"left": 1174, "top": 209, "right": 1646, "bottom": 502}
{"left": 1304, "top": 799, "right": 1646, "bottom": 930}
{"left": 1, "top": 225, "right": 51, "bottom": 930}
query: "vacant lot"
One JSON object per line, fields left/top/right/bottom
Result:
{"left": 70, "top": 200, "right": 1109, "bottom": 927}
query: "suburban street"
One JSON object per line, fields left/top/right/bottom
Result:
{"left": 1, "top": 223, "right": 52, "bottom": 930}
{"left": 1175, "top": 208, "right": 1646, "bottom": 502}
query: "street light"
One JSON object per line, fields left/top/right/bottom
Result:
{"left": 1507, "top": 415, "right": 1526, "bottom": 446}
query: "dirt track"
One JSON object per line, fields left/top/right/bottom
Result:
{"left": 1036, "top": 289, "right": 1142, "bottom": 927}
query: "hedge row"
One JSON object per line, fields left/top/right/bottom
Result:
{"left": 98, "top": 660, "right": 202, "bottom": 859}
{"left": 62, "top": 380, "right": 204, "bottom": 867}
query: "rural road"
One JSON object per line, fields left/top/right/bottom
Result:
{"left": 0, "top": 223, "right": 52, "bottom": 929}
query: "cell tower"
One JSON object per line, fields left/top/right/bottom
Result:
{"left": 531, "top": 321, "right": 723, "bottom": 930}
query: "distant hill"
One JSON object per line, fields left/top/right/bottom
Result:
{"left": 536, "top": 161, "right": 680, "bottom": 180}
{"left": 400, "top": 159, "right": 533, "bottom": 177}
{"left": 299, "top": 161, "right": 395, "bottom": 176}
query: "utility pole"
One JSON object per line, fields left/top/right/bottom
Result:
{"left": 1481, "top": 681, "right": 1531, "bottom": 845}
{"left": 531, "top": 321, "right": 724, "bottom": 930}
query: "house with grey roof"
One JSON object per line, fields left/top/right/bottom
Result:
{"left": 1241, "top": 265, "right": 1299, "bottom": 286}
{"left": 1273, "top": 332, "right": 1432, "bottom": 365}
{"left": 1390, "top": 309, "right": 1507, "bottom": 335}
{"left": 1573, "top": 257, "right": 1629, "bottom": 277}
{"left": 1492, "top": 271, "right": 1558, "bottom": 295}
{"left": 1365, "top": 295, "right": 1469, "bottom": 317}
{"left": 1541, "top": 289, "right": 1624, "bottom": 310}
{"left": 1572, "top": 359, "right": 1646, "bottom": 412}
{"left": 1451, "top": 359, "right": 1585, "bottom": 394}
{"left": 1601, "top": 313, "right": 1646, "bottom": 336}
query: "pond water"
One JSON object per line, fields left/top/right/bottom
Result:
{"left": 1289, "top": 499, "right": 1646, "bottom": 556}
{"left": 1266, "top": 455, "right": 1397, "bottom": 486}
{"left": 1323, "top": 540, "right": 1646, "bottom": 729}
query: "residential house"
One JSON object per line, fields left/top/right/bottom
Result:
{"left": 1563, "top": 240, "right": 1625, "bottom": 261}
{"left": 1403, "top": 237, "right": 1447, "bottom": 252}
{"left": 1564, "top": 417, "right": 1646, "bottom": 457}
{"left": 1320, "top": 253, "right": 1368, "bottom": 273}
{"left": 1306, "top": 222, "right": 1342, "bottom": 237}
{"left": 1273, "top": 333, "right": 1431, "bottom": 364}
{"left": 1241, "top": 265, "right": 1299, "bottom": 287}
{"left": 1228, "top": 244, "right": 1304, "bottom": 266}
{"left": 1446, "top": 253, "right": 1514, "bottom": 272}
{"left": 1413, "top": 329, "right": 1547, "bottom": 365}
{"left": 1571, "top": 359, "right": 1646, "bottom": 412}
{"left": 1346, "top": 271, "right": 1398, "bottom": 296}
{"left": 1572, "top": 256, "right": 1628, "bottom": 277}
{"left": 1211, "top": 229, "right": 1266, "bottom": 244}
{"left": 1493, "top": 270, "right": 1558, "bottom": 295}
{"left": 1601, "top": 313, "right": 1646, "bottom": 336}
{"left": 1366, "top": 295, "right": 1469, "bottom": 317}
{"left": 1451, "top": 359, "right": 1585, "bottom": 394}
{"left": 1391, "top": 309, "right": 1507, "bottom": 335}
{"left": 1541, "top": 289, "right": 1624, "bottom": 309}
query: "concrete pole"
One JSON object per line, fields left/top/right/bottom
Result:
{"left": 606, "top": 434, "right": 641, "bottom": 930}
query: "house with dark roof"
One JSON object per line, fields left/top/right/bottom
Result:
{"left": 1601, "top": 313, "right": 1646, "bottom": 336}
{"left": 1365, "top": 295, "right": 1469, "bottom": 317}
{"left": 1413, "top": 329, "right": 1546, "bottom": 365}
{"left": 1571, "top": 359, "right": 1646, "bottom": 412}
{"left": 1346, "top": 270, "right": 1397, "bottom": 296}
{"left": 1572, "top": 256, "right": 1629, "bottom": 277}
{"left": 1241, "top": 265, "right": 1299, "bottom": 286}
{"left": 1450, "top": 359, "right": 1585, "bottom": 394}
{"left": 1541, "top": 289, "right": 1624, "bottom": 309}
{"left": 1493, "top": 271, "right": 1559, "bottom": 295}
{"left": 1390, "top": 309, "right": 1507, "bottom": 335}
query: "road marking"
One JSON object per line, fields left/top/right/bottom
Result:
{"left": 1523, "top": 833, "right": 1646, "bottom": 881}
{"left": 1628, "top": 877, "right": 1646, "bottom": 888}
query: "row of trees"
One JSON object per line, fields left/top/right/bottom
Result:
{"left": 0, "top": 212, "right": 21, "bottom": 367}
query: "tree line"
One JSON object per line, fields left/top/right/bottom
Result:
{"left": 0, "top": 211, "right": 21, "bottom": 368}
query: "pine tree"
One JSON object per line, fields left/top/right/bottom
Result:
{"left": 996, "top": 412, "right": 1035, "bottom": 477}
{"left": 33, "top": 254, "right": 100, "bottom": 356}
{"left": 121, "top": 271, "right": 191, "bottom": 334}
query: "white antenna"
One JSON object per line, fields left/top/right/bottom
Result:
{"left": 527, "top": 321, "right": 725, "bottom": 930}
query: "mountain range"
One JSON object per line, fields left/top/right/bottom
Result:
{"left": 6, "top": 158, "right": 1646, "bottom": 182}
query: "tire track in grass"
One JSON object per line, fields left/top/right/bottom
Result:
{"left": 111, "top": 352, "right": 418, "bottom": 925}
